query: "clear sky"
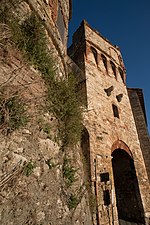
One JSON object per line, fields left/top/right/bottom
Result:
{"left": 68, "top": 0, "right": 150, "bottom": 132}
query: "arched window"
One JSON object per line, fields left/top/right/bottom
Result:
{"left": 110, "top": 61, "right": 117, "bottom": 78}
{"left": 90, "top": 46, "right": 98, "bottom": 65}
{"left": 101, "top": 54, "right": 107, "bottom": 71}
{"left": 118, "top": 67, "right": 124, "bottom": 83}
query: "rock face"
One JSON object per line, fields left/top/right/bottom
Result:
{"left": 0, "top": 129, "right": 92, "bottom": 225}
{"left": 0, "top": 1, "right": 150, "bottom": 225}
{"left": 68, "top": 21, "right": 150, "bottom": 225}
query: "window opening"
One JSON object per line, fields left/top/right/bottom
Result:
{"left": 100, "top": 172, "right": 109, "bottom": 182}
{"left": 110, "top": 61, "right": 117, "bottom": 78}
{"left": 101, "top": 54, "right": 107, "bottom": 71}
{"left": 112, "top": 104, "right": 119, "bottom": 118}
{"left": 91, "top": 46, "right": 98, "bottom": 65}
{"left": 104, "top": 85, "right": 114, "bottom": 96}
{"left": 116, "top": 93, "right": 123, "bottom": 102}
{"left": 103, "top": 190, "right": 110, "bottom": 206}
{"left": 119, "top": 67, "right": 124, "bottom": 83}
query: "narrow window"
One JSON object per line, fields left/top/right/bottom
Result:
{"left": 57, "top": 5, "right": 65, "bottom": 43}
{"left": 118, "top": 67, "right": 124, "bottom": 83}
{"left": 91, "top": 46, "right": 98, "bottom": 65}
{"left": 110, "top": 61, "right": 117, "bottom": 78}
{"left": 100, "top": 172, "right": 109, "bottom": 182}
{"left": 101, "top": 54, "right": 107, "bottom": 71}
{"left": 112, "top": 104, "right": 119, "bottom": 118}
{"left": 103, "top": 190, "right": 110, "bottom": 206}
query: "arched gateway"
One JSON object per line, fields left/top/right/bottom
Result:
{"left": 111, "top": 143, "right": 145, "bottom": 224}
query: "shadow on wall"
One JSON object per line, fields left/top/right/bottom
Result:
{"left": 81, "top": 126, "right": 91, "bottom": 183}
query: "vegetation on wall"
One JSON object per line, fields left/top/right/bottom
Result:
{"left": 0, "top": 90, "right": 27, "bottom": 134}
{"left": 18, "top": 13, "right": 83, "bottom": 146}
{"left": 0, "top": 0, "right": 21, "bottom": 23}
{"left": 63, "top": 157, "right": 77, "bottom": 187}
{"left": 68, "top": 194, "right": 79, "bottom": 210}
{"left": 16, "top": 13, "right": 55, "bottom": 81}
{"left": 0, "top": 3, "right": 83, "bottom": 146}
{"left": 24, "top": 161, "right": 35, "bottom": 177}
{"left": 47, "top": 75, "right": 83, "bottom": 147}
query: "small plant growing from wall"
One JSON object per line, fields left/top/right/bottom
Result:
{"left": 62, "top": 157, "right": 77, "bottom": 187}
{"left": 23, "top": 161, "right": 35, "bottom": 177}
{"left": 0, "top": 89, "right": 27, "bottom": 134}
{"left": 38, "top": 118, "right": 52, "bottom": 138}
{"left": 42, "top": 123, "right": 51, "bottom": 135}
{"left": 68, "top": 194, "right": 79, "bottom": 210}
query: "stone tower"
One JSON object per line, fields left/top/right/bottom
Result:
{"left": 68, "top": 21, "right": 150, "bottom": 225}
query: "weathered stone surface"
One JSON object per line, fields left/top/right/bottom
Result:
{"left": 0, "top": 1, "right": 93, "bottom": 225}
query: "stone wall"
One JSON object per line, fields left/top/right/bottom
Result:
{"left": 17, "top": 0, "right": 71, "bottom": 76}
{"left": 128, "top": 88, "right": 150, "bottom": 181}
{"left": 0, "top": 1, "right": 93, "bottom": 225}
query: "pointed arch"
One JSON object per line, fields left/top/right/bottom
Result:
{"left": 90, "top": 46, "right": 98, "bottom": 65}
{"left": 111, "top": 140, "right": 133, "bottom": 158}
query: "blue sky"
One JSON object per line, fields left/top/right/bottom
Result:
{"left": 68, "top": 0, "right": 150, "bottom": 132}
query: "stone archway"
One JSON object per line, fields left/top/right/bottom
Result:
{"left": 111, "top": 147, "right": 145, "bottom": 224}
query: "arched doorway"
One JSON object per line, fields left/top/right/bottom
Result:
{"left": 112, "top": 149, "right": 145, "bottom": 224}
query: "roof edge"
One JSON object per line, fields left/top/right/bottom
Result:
{"left": 80, "top": 20, "right": 121, "bottom": 53}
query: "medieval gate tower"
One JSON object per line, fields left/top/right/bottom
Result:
{"left": 68, "top": 21, "right": 150, "bottom": 225}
